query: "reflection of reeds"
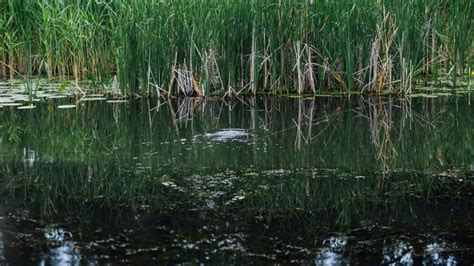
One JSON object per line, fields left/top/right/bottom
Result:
{"left": 169, "top": 98, "right": 207, "bottom": 127}
{"left": 359, "top": 96, "right": 441, "bottom": 171}
{"left": 3, "top": 161, "right": 464, "bottom": 226}
{"left": 1, "top": 96, "right": 471, "bottom": 177}
{"left": 294, "top": 99, "right": 318, "bottom": 150}
{"left": 0, "top": 96, "right": 472, "bottom": 223}
{"left": 366, "top": 97, "right": 398, "bottom": 170}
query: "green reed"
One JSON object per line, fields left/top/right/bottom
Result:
{"left": 0, "top": 0, "right": 472, "bottom": 96}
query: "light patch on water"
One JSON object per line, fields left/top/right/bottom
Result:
{"left": 44, "top": 228, "right": 73, "bottom": 243}
{"left": 0, "top": 98, "right": 15, "bottom": 104}
{"left": 216, "top": 234, "right": 247, "bottom": 253}
{"left": 315, "top": 235, "right": 349, "bottom": 266}
{"left": 17, "top": 105, "right": 36, "bottom": 110}
{"left": 261, "top": 169, "right": 292, "bottom": 177}
{"left": 57, "top": 105, "right": 77, "bottom": 109}
{"left": 315, "top": 250, "right": 347, "bottom": 266}
{"left": 1, "top": 102, "right": 22, "bottom": 107}
{"left": 40, "top": 244, "right": 81, "bottom": 266}
{"left": 0, "top": 232, "right": 4, "bottom": 263}
{"left": 23, "top": 148, "right": 38, "bottom": 167}
{"left": 382, "top": 240, "right": 414, "bottom": 265}
{"left": 181, "top": 172, "right": 243, "bottom": 209}
{"left": 47, "top": 95, "right": 68, "bottom": 99}
{"left": 41, "top": 228, "right": 81, "bottom": 266}
{"left": 198, "top": 128, "right": 253, "bottom": 142}
{"left": 423, "top": 242, "right": 458, "bottom": 265}
{"left": 80, "top": 97, "right": 107, "bottom": 101}
{"left": 107, "top": 100, "right": 128, "bottom": 103}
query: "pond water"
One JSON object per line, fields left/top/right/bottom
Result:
{"left": 0, "top": 93, "right": 473, "bottom": 264}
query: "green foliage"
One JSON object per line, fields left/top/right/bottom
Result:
{"left": 0, "top": 0, "right": 472, "bottom": 95}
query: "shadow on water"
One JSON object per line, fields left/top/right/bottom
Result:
{"left": 0, "top": 95, "right": 473, "bottom": 264}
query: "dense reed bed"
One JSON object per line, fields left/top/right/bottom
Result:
{"left": 0, "top": 0, "right": 472, "bottom": 96}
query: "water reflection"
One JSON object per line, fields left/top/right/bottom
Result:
{"left": 202, "top": 128, "right": 253, "bottom": 142}
{"left": 0, "top": 232, "right": 4, "bottom": 263}
{"left": 382, "top": 240, "right": 414, "bottom": 265}
{"left": 1, "top": 96, "right": 472, "bottom": 173}
{"left": 0, "top": 95, "right": 472, "bottom": 264}
{"left": 23, "top": 148, "right": 38, "bottom": 168}
{"left": 381, "top": 239, "right": 460, "bottom": 266}
{"left": 423, "top": 242, "right": 457, "bottom": 265}
{"left": 315, "top": 235, "right": 349, "bottom": 265}
{"left": 40, "top": 244, "right": 81, "bottom": 266}
{"left": 0, "top": 200, "right": 471, "bottom": 264}
{"left": 40, "top": 228, "right": 81, "bottom": 266}
{"left": 0, "top": 96, "right": 471, "bottom": 219}
{"left": 0, "top": 202, "right": 5, "bottom": 264}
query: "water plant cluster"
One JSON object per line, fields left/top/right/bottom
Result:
{"left": 0, "top": 0, "right": 472, "bottom": 96}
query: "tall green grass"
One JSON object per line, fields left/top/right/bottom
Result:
{"left": 0, "top": 0, "right": 472, "bottom": 96}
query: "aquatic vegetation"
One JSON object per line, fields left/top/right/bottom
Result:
{"left": 0, "top": 0, "right": 472, "bottom": 96}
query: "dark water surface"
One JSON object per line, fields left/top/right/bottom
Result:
{"left": 0, "top": 95, "right": 473, "bottom": 264}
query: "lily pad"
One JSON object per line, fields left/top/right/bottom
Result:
{"left": 0, "top": 98, "right": 14, "bottom": 103}
{"left": 17, "top": 105, "right": 37, "bottom": 110}
{"left": 414, "top": 87, "right": 453, "bottom": 92}
{"left": 1, "top": 103, "right": 23, "bottom": 107}
{"left": 408, "top": 93, "right": 438, "bottom": 98}
{"left": 455, "top": 90, "right": 472, "bottom": 94}
{"left": 57, "top": 105, "right": 77, "bottom": 109}
{"left": 81, "top": 97, "right": 107, "bottom": 101}
{"left": 243, "top": 172, "right": 258, "bottom": 176}
{"left": 35, "top": 93, "right": 50, "bottom": 98}
{"left": 12, "top": 96, "right": 29, "bottom": 101}
{"left": 107, "top": 100, "right": 129, "bottom": 103}
{"left": 48, "top": 95, "right": 68, "bottom": 99}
